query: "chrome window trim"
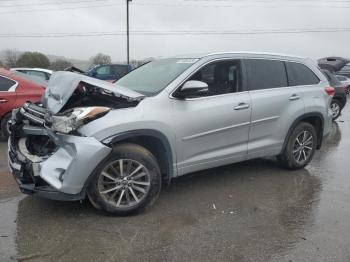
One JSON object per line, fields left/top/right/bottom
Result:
{"left": 168, "top": 56, "right": 322, "bottom": 100}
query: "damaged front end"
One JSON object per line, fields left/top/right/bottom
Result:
{"left": 8, "top": 72, "right": 144, "bottom": 200}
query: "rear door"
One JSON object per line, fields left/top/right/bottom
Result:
{"left": 0, "top": 76, "right": 17, "bottom": 118}
{"left": 285, "top": 61, "right": 325, "bottom": 114}
{"left": 244, "top": 59, "right": 305, "bottom": 158}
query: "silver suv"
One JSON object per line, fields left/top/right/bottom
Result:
{"left": 8, "top": 52, "right": 333, "bottom": 215}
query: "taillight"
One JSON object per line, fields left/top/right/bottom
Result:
{"left": 325, "top": 86, "right": 335, "bottom": 97}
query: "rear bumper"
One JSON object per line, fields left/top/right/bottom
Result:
{"left": 8, "top": 124, "right": 112, "bottom": 199}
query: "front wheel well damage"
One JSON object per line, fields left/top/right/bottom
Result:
{"left": 105, "top": 133, "right": 173, "bottom": 182}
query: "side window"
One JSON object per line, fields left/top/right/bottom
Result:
{"left": 185, "top": 60, "right": 242, "bottom": 97}
{"left": 96, "top": 66, "right": 111, "bottom": 75}
{"left": 246, "top": 59, "right": 288, "bottom": 91}
{"left": 112, "top": 65, "right": 129, "bottom": 77}
{"left": 286, "top": 62, "right": 320, "bottom": 86}
{"left": 0, "top": 76, "right": 16, "bottom": 91}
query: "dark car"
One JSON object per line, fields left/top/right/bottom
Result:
{"left": 322, "top": 69, "right": 347, "bottom": 120}
{"left": 85, "top": 64, "right": 132, "bottom": 81}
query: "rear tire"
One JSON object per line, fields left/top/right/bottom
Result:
{"left": 87, "top": 143, "right": 161, "bottom": 215}
{"left": 278, "top": 122, "right": 317, "bottom": 170}
{"left": 330, "top": 99, "right": 341, "bottom": 120}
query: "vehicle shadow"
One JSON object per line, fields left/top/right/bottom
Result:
{"left": 16, "top": 157, "right": 322, "bottom": 261}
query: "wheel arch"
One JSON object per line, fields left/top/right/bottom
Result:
{"left": 281, "top": 112, "right": 325, "bottom": 152}
{"left": 101, "top": 129, "right": 175, "bottom": 181}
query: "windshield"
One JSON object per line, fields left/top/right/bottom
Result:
{"left": 115, "top": 58, "right": 197, "bottom": 96}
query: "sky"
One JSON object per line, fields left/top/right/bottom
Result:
{"left": 1, "top": 0, "right": 350, "bottom": 62}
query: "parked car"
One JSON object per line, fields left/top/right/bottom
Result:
{"left": 337, "top": 63, "right": 350, "bottom": 78}
{"left": 8, "top": 52, "right": 333, "bottom": 215}
{"left": 322, "top": 69, "right": 347, "bottom": 120}
{"left": 336, "top": 75, "right": 350, "bottom": 94}
{"left": 85, "top": 64, "right": 132, "bottom": 81}
{"left": 11, "top": 68, "right": 53, "bottom": 82}
{"left": 0, "top": 69, "right": 46, "bottom": 138}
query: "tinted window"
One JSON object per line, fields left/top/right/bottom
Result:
{"left": 246, "top": 59, "right": 287, "bottom": 90}
{"left": 112, "top": 65, "right": 129, "bottom": 77}
{"left": 286, "top": 62, "right": 320, "bottom": 86}
{"left": 0, "top": 76, "right": 16, "bottom": 91}
{"left": 185, "top": 60, "right": 242, "bottom": 96}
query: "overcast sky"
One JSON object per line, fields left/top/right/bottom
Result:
{"left": 1, "top": 0, "right": 350, "bottom": 62}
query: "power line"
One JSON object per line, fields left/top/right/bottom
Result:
{"left": 1, "top": 28, "right": 350, "bottom": 37}
{"left": 1, "top": 0, "right": 350, "bottom": 13}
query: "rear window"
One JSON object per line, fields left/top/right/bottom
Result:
{"left": 286, "top": 62, "right": 320, "bottom": 86}
{"left": 246, "top": 59, "right": 288, "bottom": 91}
{"left": 0, "top": 76, "right": 16, "bottom": 91}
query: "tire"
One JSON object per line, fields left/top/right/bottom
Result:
{"left": 278, "top": 122, "right": 317, "bottom": 170}
{"left": 330, "top": 99, "right": 341, "bottom": 120}
{"left": 0, "top": 113, "right": 11, "bottom": 140}
{"left": 87, "top": 143, "right": 162, "bottom": 215}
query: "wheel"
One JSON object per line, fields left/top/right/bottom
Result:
{"left": 330, "top": 100, "right": 341, "bottom": 120}
{"left": 0, "top": 113, "right": 11, "bottom": 140}
{"left": 87, "top": 143, "right": 161, "bottom": 215}
{"left": 278, "top": 122, "right": 317, "bottom": 170}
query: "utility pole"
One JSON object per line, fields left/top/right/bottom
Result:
{"left": 126, "top": 0, "right": 132, "bottom": 66}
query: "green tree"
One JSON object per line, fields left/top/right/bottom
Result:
{"left": 50, "top": 59, "right": 73, "bottom": 71}
{"left": 16, "top": 51, "right": 50, "bottom": 68}
{"left": 90, "top": 53, "right": 111, "bottom": 66}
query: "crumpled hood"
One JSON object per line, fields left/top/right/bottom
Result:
{"left": 43, "top": 71, "right": 145, "bottom": 114}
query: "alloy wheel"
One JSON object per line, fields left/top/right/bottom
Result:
{"left": 97, "top": 159, "right": 151, "bottom": 208}
{"left": 330, "top": 102, "right": 340, "bottom": 118}
{"left": 293, "top": 130, "right": 314, "bottom": 164}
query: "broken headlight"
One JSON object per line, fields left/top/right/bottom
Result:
{"left": 50, "top": 107, "right": 110, "bottom": 133}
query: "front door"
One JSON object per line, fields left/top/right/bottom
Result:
{"left": 171, "top": 59, "right": 252, "bottom": 175}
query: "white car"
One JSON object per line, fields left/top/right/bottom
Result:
{"left": 336, "top": 75, "right": 350, "bottom": 94}
{"left": 11, "top": 68, "right": 52, "bottom": 82}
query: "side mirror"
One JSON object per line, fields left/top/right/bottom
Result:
{"left": 174, "top": 80, "right": 208, "bottom": 99}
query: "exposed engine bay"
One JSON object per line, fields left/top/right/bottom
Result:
{"left": 10, "top": 72, "right": 145, "bottom": 162}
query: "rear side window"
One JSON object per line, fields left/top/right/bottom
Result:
{"left": 286, "top": 62, "right": 320, "bottom": 86}
{"left": 246, "top": 59, "right": 288, "bottom": 91}
{"left": 0, "top": 76, "right": 16, "bottom": 91}
{"left": 112, "top": 65, "right": 129, "bottom": 77}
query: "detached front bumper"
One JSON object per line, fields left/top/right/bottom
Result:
{"left": 8, "top": 124, "right": 112, "bottom": 200}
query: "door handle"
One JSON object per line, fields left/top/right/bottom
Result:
{"left": 0, "top": 99, "right": 8, "bottom": 103}
{"left": 289, "top": 94, "right": 300, "bottom": 101}
{"left": 234, "top": 103, "right": 250, "bottom": 110}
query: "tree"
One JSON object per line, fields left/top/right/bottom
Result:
{"left": 50, "top": 59, "right": 73, "bottom": 71}
{"left": 0, "top": 60, "right": 3, "bottom": 67}
{"left": 90, "top": 53, "right": 111, "bottom": 66}
{"left": 3, "top": 49, "right": 20, "bottom": 67}
{"left": 16, "top": 51, "right": 50, "bottom": 68}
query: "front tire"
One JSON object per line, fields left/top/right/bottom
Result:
{"left": 278, "top": 122, "right": 317, "bottom": 170}
{"left": 87, "top": 143, "right": 161, "bottom": 215}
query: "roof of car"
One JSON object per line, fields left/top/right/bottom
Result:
{"left": 11, "top": 68, "right": 53, "bottom": 74}
{"left": 0, "top": 68, "right": 47, "bottom": 87}
{"left": 173, "top": 51, "right": 308, "bottom": 61}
